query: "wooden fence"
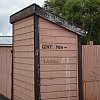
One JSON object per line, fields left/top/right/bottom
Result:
{"left": 0, "top": 44, "right": 100, "bottom": 100}
{"left": 82, "top": 45, "right": 100, "bottom": 100}
{"left": 0, "top": 46, "right": 12, "bottom": 99}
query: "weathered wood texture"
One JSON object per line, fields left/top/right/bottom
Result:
{"left": 0, "top": 47, "right": 12, "bottom": 99}
{"left": 13, "top": 16, "right": 34, "bottom": 100}
{"left": 39, "top": 17, "right": 78, "bottom": 100}
{"left": 82, "top": 45, "right": 100, "bottom": 100}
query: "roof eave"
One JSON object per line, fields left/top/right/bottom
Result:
{"left": 10, "top": 3, "right": 85, "bottom": 36}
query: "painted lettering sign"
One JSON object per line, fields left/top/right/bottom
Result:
{"left": 41, "top": 44, "right": 67, "bottom": 50}
{"left": 40, "top": 44, "right": 75, "bottom": 64}
{"left": 41, "top": 43, "right": 76, "bottom": 51}
{"left": 40, "top": 57, "right": 76, "bottom": 64}
{"left": 41, "top": 59, "right": 59, "bottom": 64}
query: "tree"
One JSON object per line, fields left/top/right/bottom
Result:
{"left": 44, "top": 0, "right": 100, "bottom": 44}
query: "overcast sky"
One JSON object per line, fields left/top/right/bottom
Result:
{"left": 0, "top": 0, "right": 45, "bottom": 36}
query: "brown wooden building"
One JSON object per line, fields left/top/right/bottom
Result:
{"left": 10, "top": 4, "right": 85, "bottom": 100}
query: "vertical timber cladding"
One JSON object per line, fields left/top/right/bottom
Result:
{"left": 0, "top": 47, "right": 12, "bottom": 99}
{"left": 13, "top": 16, "right": 35, "bottom": 100}
{"left": 39, "top": 17, "right": 78, "bottom": 100}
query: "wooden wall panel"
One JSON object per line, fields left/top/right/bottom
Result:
{"left": 40, "top": 64, "right": 77, "bottom": 72}
{"left": 14, "top": 74, "right": 34, "bottom": 84}
{"left": 0, "top": 47, "right": 12, "bottom": 99}
{"left": 14, "top": 32, "right": 34, "bottom": 41}
{"left": 39, "top": 17, "right": 78, "bottom": 100}
{"left": 40, "top": 36, "right": 76, "bottom": 44}
{"left": 14, "top": 63, "right": 34, "bottom": 71}
{"left": 41, "top": 91, "right": 77, "bottom": 99}
{"left": 14, "top": 52, "right": 34, "bottom": 58}
{"left": 41, "top": 78, "right": 77, "bottom": 86}
{"left": 14, "top": 79, "right": 34, "bottom": 91}
{"left": 40, "top": 58, "right": 77, "bottom": 65}
{"left": 14, "top": 39, "right": 34, "bottom": 46}
{"left": 14, "top": 25, "right": 34, "bottom": 35}
{"left": 39, "top": 29, "right": 76, "bottom": 37}
{"left": 41, "top": 84, "right": 77, "bottom": 92}
{"left": 14, "top": 90, "right": 34, "bottom": 100}
{"left": 40, "top": 50, "right": 77, "bottom": 57}
{"left": 14, "top": 17, "right": 34, "bottom": 30}
{"left": 41, "top": 71, "right": 77, "bottom": 78}
{"left": 42, "top": 97, "right": 77, "bottom": 100}
{"left": 82, "top": 45, "right": 100, "bottom": 100}
{"left": 13, "top": 16, "right": 34, "bottom": 100}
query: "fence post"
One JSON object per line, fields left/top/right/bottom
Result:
{"left": 89, "top": 41, "right": 93, "bottom": 45}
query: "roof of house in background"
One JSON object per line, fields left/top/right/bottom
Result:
{"left": 0, "top": 36, "right": 12, "bottom": 46}
{"left": 10, "top": 3, "right": 85, "bottom": 36}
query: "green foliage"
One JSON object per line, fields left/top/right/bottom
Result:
{"left": 44, "top": 0, "right": 100, "bottom": 44}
